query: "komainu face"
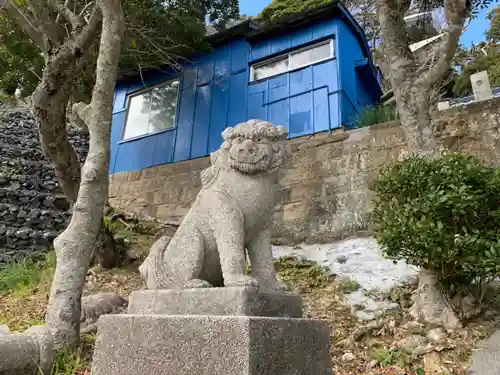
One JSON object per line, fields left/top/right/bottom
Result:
{"left": 221, "top": 119, "right": 288, "bottom": 174}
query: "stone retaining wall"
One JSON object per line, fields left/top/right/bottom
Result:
{"left": 0, "top": 109, "right": 89, "bottom": 263}
{"left": 109, "top": 98, "right": 500, "bottom": 245}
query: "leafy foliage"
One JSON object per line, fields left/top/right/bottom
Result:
{"left": 451, "top": 5, "right": 500, "bottom": 97}
{"left": 0, "top": 14, "right": 43, "bottom": 96}
{"left": 0, "top": 0, "right": 239, "bottom": 99}
{"left": 255, "top": 0, "right": 380, "bottom": 49}
{"left": 452, "top": 44, "right": 500, "bottom": 96}
{"left": 255, "top": 0, "right": 332, "bottom": 24}
{"left": 486, "top": 3, "right": 500, "bottom": 43}
{"left": 371, "top": 153, "right": 500, "bottom": 295}
{"left": 354, "top": 104, "right": 398, "bottom": 128}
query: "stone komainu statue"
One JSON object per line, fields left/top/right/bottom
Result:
{"left": 139, "top": 119, "right": 288, "bottom": 291}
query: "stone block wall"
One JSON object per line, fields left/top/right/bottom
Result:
{"left": 109, "top": 98, "right": 500, "bottom": 245}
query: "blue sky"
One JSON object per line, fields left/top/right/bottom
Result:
{"left": 239, "top": 0, "right": 499, "bottom": 47}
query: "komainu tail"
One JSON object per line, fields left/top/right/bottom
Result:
{"left": 81, "top": 293, "right": 128, "bottom": 323}
{"left": 138, "top": 235, "right": 172, "bottom": 289}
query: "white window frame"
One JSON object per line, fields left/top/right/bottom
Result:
{"left": 250, "top": 39, "right": 334, "bottom": 83}
{"left": 121, "top": 77, "right": 180, "bottom": 141}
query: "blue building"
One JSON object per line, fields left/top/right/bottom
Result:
{"left": 110, "top": 1, "right": 382, "bottom": 174}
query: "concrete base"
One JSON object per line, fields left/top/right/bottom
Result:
{"left": 128, "top": 286, "right": 303, "bottom": 318}
{"left": 91, "top": 314, "right": 332, "bottom": 375}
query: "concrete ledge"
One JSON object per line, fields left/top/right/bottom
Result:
{"left": 91, "top": 314, "right": 332, "bottom": 375}
{"left": 128, "top": 286, "right": 303, "bottom": 318}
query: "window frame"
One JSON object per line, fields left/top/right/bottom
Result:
{"left": 120, "top": 77, "right": 181, "bottom": 142}
{"left": 249, "top": 38, "right": 334, "bottom": 83}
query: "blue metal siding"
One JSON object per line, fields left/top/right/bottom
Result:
{"left": 208, "top": 77, "right": 229, "bottom": 153}
{"left": 111, "top": 37, "right": 252, "bottom": 174}
{"left": 174, "top": 87, "right": 195, "bottom": 162}
{"left": 335, "top": 21, "right": 382, "bottom": 127}
{"left": 110, "top": 16, "right": 380, "bottom": 174}
{"left": 336, "top": 21, "right": 364, "bottom": 127}
{"left": 243, "top": 19, "right": 342, "bottom": 139}
{"left": 191, "top": 84, "right": 213, "bottom": 158}
{"left": 355, "top": 72, "right": 373, "bottom": 107}
{"left": 250, "top": 20, "right": 336, "bottom": 62}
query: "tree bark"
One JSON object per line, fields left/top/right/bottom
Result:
{"left": 409, "top": 270, "right": 461, "bottom": 329}
{"left": 32, "top": 40, "right": 124, "bottom": 269}
{"left": 45, "top": 0, "right": 124, "bottom": 346}
{"left": 376, "top": 0, "right": 467, "bottom": 156}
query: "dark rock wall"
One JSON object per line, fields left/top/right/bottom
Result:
{"left": 0, "top": 109, "right": 89, "bottom": 263}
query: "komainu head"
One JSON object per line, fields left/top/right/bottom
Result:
{"left": 219, "top": 119, "right": 288, "bottom": 174}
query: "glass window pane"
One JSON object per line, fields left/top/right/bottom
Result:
{"left": 123, "top": 92, "right": 151, "bottom": 139}
{"left": 148, "top": 79, "right": 180, "bottom": 133}
{"left": 252, "top": 57, "right": 289, "bottom": 81}
{"left": 290, "top": 42, "right": 332, "bottom": 69}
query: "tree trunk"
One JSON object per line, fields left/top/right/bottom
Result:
{"left": 45, "top": 0, "right": 124, "bottom": 346}
{"left": 409, "top": 270, "right": 461, "bottom": 329}
{"left": 376, "top": 0, "right": 468, "bottom": 328}
{"left": 33, "top": 83, "right": 81, "bottom": 203}
{"left": 395, "top": 85, "right": 439, "bottom": 155}
{"left": 95, "top": 219, "right": 125, "bottom": 268}
{"left": 375, "top": 0, "right": 438, "bottom": 156}
{"left": 32, "top": 49, "right": 124, "bottom": 269}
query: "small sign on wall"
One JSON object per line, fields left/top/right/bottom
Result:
{"left": 470, "top": 71, "right": 493, "bottom": 102}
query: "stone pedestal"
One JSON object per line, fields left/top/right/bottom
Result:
{"left": 127, "top": 286, "right": 303, "bottom": 317}
{"left": 0, "top": 325, "right": 53, "bottom": 375}
{"left": 91, "top": 287, "right": 333, "bottom": 375}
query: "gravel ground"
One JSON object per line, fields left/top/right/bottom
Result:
{"left": 272, "top": 236, "right": 418, "bottom": 291}
{"left": 273, "top": 236, "right": 419, "bottom": 319}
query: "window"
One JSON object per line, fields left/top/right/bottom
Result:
{"left": 250, "top": 39, "right": 334, "bottom": 82}
{"left": 122, "top": 78, "right": 180, "bottom": 140}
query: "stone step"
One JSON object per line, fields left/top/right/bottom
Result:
{"left": 0, "top": 226, "right": 58, "bottom": 264}
{"left": 0, "top": 203, "right": 70, "bottom": 232}
{"left": 0, "top": 187, "right": 70, "bottom": 211}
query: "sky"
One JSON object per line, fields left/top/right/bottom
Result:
{"left": 239, "top": 0, "right": 499, "bottom": 48}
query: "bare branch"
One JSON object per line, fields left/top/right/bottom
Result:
{"left": 74, "top": 4, "right": 102, "bottom": 50}
{"left": 415, "top": 0, "right": 467, "bottom": 90}
{"left": 0, "top": 0, "right": 9, "bottom": 13}
{"left": 79, "top": 1, "right": 94, "bottom": 18}
{"left": 47, "top": 0, "right": 84, "bottom": 31}
{"left": 2, "top": 0, "right": 44, "bottom": 48}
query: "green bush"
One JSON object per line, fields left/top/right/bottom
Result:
{"left": 371, "top": 153, "right": 500, "bottom": 296}
{"left": 354, "top": 104, "right": 398, "bottom": 128}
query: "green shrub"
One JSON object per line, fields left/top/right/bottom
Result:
{"left": 354, "top": 104, "right": 398, "bottom": 128}
{"left": 371, "top": 153, "right": 500, "bottom": 297}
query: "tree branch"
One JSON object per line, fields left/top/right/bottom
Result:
{"left": 74, "top": 4, "right": 102, "bottom": 50}
{"left": 47, "top": 0, "right": 84, "bottom": 31}
{"left": 1, "top": 0, "right": 44, "bottom": 48}
{"left": 26, "top": 0, "right": 66, "bottom": 47}
{"left": 415, "top": 0, "right": 468, "bottom": 90}
{"left": 376, "top": 0, "right": 414, "bottom": 63}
